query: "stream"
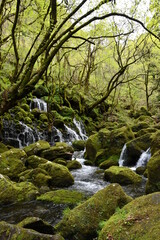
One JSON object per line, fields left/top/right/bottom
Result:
{"left": 0, "top": 98, "right": 150, "bottom": 227}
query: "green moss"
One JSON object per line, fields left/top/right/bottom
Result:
{"left": 104, "top": 166, "right": 142, "bottom": 185}
{"left": 26, "top": 155, "right": 48, "bottom": 168}
{"left": 24, "top": 117, "right": 32, "bottom": 124}
{"left": 55, "top": 184, "right": 132, "bottom": 240}
{"left": 67, "top": 160, "right": 82, "bottom": 170}
{"left": 98, "top": 192, "right": 160, "bottom": 240}
{"left": 72, "top": 140, "right": 86, "bottom": 151}
{"left": 99, "top": 156, "right": 119, "bottom": 169}
{"left": 23, "top": 140, "right": 50, "bottom": 156}
{"left": 0, "top": 142, "right": 8, "bottom": 153}
{"left": 37, "top": 190, "right": 85, "bottom": 205}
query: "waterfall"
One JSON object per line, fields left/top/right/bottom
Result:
{"left": 53, "top": 127, "right": 64, "bottom": 142}
{"left": 73, "top": 118, "right": 88, "bottom": 140}
{"left": 118, "top": 144, "right": 127, "bottom": 167}
{"left": 135, "top": 148, "right": 151, "bottom": 168}
{"left": 30, "top": 98, "right": 47, "bottom": 112}
{"left": 64, "top": 124, "right": 81, "bottom": 143}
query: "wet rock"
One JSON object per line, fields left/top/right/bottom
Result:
{"left": 0, "top": 221, "right": 64, "bottom": 240}
{"left": 0, "top": 174, "right": 39, "bottom": 204}
{"left": 39, "top": 161, "right": 74, "bottom": 187}
{"left": 18, "top": 217, "right": 55, "bottom": 234}
{"left": 24, "top": 140, "right": 50, "bottom": 156}
{"left": 26, "top": 155, "right": 48, "bottom": 168}
{"left": 72, "top": 140, "right": 86, "bottom": 151}
{"left": 104, "top": 166, "right": 142, "bottom": 185}
{"left": 37, "top": 189, "right": 85, "bottom": 205}
{"left": 40, "top": 142, "right": 74, "bottom": 161}
{"left": 146, "top": 150, "right": 160, "bottom": 193}
{"left": 55, "top": 184, "right": 132, "bottom": 240}
{"left": 67, "top": 160, "right": 82, "bottom": 170}
{"left": 99, "top": 156, "right": 119, "bottom": 169}
{"left": 136, "top": 166, "right": 146, "bottom": 175}
{"left": 98, "top": 192, "right": 160, "bottom": 240}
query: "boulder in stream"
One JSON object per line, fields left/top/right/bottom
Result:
{"left": 98, "top": 192, "right": 160, "bottom": 240}
{"left": 0, "top": 220, "right": 64, "bottom": 240}
{"left": 24, "top": 140, "right": 50, "bottom": 156}
{"left": 55, "top": 183, "right": 132, "bottom": 240}
{"left": 0, "top": 174, "right": 39, "bottom": 204}
{"left": 104, "top": 166, "right": 142, "bottom": 185}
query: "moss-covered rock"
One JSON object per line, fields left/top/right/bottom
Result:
{"left": 136, "top": 166, "right": 146, "bottom": 175}
{"left": 39, "top": 162, "right": 74, "bottom": 187}
{"left": 24, "top": 140, "right": 50, "bottom": 156}
{"left": 0, "top": 148, "right": 27, "bottom": 180}
{"left": 0, "top": 142, "right": 8, "bottom": 153}
{"left": 99, "top": 156, "right": 119, "bottom": 170}
{"left": 60, "top": 106, "right": 75, "bottom": 118}
{"left": 150, "top": 130, "right": 160, "bottom": 155}
{"left": 72, "top": 140, "right": 86, "bottom": 151}
{"left": 55, "top": 184, "right": 132, "bottom": 240}
{"left": 98, "top": 192, "right": 160, "bottom": 240}
{"left": 37, "top": 190, "right": 85, "bottom": 205}
{"left": 145, "top": 150, "right": 160, "bottom": 193}
{"left": 67, "top": 160, "right": 82, "bottom": 170}
{"left": 39, "top": 113, "right": 48, "bottom": 122}
{"left": 18, "top": 168, "right": 52, "bottom": 188}
{"left": 125, "top": 133, "right": 152, "bottom": 166}
{"left": 0, "top": 174, "right": 39, "bottom": 204}
{"left": 17, "top": 217, "right": 55, "bottom": 235}
{"left": 85, "top": 126, "right": 134, "bottom": 164}
{"left": 104, "top": 166, "right": 142, "bottom": 185}
{"left": 0, "top": 221, "right": 64, "bottom": 240}
{"left": 40, "top": 142, "right": 74, "bottom": 161}
{"left": 26, "top": 155, "right": 48, "bottom": 168}
{"left": 24, "top": 116, "right": 32, "bottom": 124}
{"left": 32, "top": 85, "right": 49, "bottom": 97}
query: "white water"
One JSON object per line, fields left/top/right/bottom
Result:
{"left": 30, "top": 98, "right": 47, "bottom": 112}
{"left": 118, "top": 144, "right": 127, "bottom": 167}
{"left": 73, "top": 118, "right": 88, "bottom": 140}
{"left": 64, "top": 124, "right": 81, "bottom": 143}
{"left": 135, "top": 148, "right": 151, "bottom": 168}
{"left": 69, "top": 151, "right": 108, "bottom": 195}
{"left": 53, "top": 127, "right": 64, "bottom": 142}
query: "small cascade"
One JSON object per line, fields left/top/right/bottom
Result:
{"left": 64, "top": 124, "right": 81, "bottom": 143}
{"left": 53, "top": 127, "right": 64, "bottom": 142}
{"left": 2, "top": 120, "right": 40, "bottom": 148}
{"left": 118, "top": 144, "right": 127, "bottom": 167}
{"left": 136, "top": 148, "right": 151, "bottom": 168}
{"left": 73, "top": 118, "right": 88, "bottom": 140}
{"left": 30, "top": 98, "right": 47, "bottom": 112}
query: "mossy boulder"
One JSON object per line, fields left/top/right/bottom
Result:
{"left": 131, "top": 121, "right": 150, "bottom": 132}
{"left": 39, "top": 162, "right": 74, "bottom": 187}
{"left": 37, "top": 190, "right": 85, "bottom": 205}
{"left": 85, "top": 126, "right": 134, "bottom": 164}
{"left": 0, "top": 148, "right": 27, "bottom": 180}
{"left": 125, "top": 133, "right": 152, "bottom": 166}
{"left": 99, "top": 156, "right": 119, "bottom": 170}
{"left": 39, "top": 113, "right": 48, "bottom": 122}
{"left": 104, "top": 166, "right": 142, "bottom": 185}
{"left": 145, "top": 150, "right": 160, "bottom": 193}
{"left": 0, "top": 221, "right": 64, "bottom": 240}
{"left": 67, "top": 160, "right": 82, "bottom": 170}
{"left": 0, "top": 174, "right": 39, "bottom": 204}
{"left": 72, "top": 140, "right": 86, "bottom": 151}
{"left": 17, "top": 217, "right": 54, "bottom": 235}
{"left": 40, "top": 142, "right": 74, "bottom": 161}
{"left": 24, "top": 140, "right": 50, "bottom": 156}
{"left": 150, "top": 130, "right": 160, "bottom": 155}
{"left": 136, "top": 166, "right": 146, "bottom": 175}
{"left": 59, "top": 106, "right": 75, "bottom": 118}
{"left": 18, "top": 168, "right": 52, "bottom": 188}
{"left": 26, "top": 155, "right": 48, "bottom": 168}
{"left": 0, "top": 142, "right": 8, "bottom": 153}
{"left": 55, "top": 184, "right": 132, "bottom": 240}
{"left": 98, "top": 192, "right": 160, "bottom": 240}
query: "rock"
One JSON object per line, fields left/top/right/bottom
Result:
{"left": 0, "top": 142, "right": 8, "bottom": 153}
{"left": 67, "top": 160, "right": 82, "bottom": 170}
{"left": 19, "top": 168, "right": 52, "bottom": 188}
{"left": 55, "top": 184, "right": 132, "bottom": 240}
{"left": 104, "top": 166, "right": 142, "bottom": 185}
{"left": 99, "top": 156, "right": 119, "bottom": 169}
{"left": 24, "top": 140, "right": 50, "bottom": 156}
{"left": 40, "top": 142, "right": 74, "bottom": 161}
{"left": 26, "top": 155, "right": 48, "bottom": 168}
{"left": 37, "top": 190, "right": 85, "bottom": 205}
{"left": 18, "top": 217, "right": 55, "bottom": 234}
{"left": 0, "top": 148, "right": 27, "bottom": 180}
{"left": 136, "top": 166, "right": 146, "bottom": 175}
{"left": 98, "top": 192, "right": 160, "bottom": 240}
{"left": 0, "top": 221, "right": 64, "bottom": 240}
{"left": 0, "top": 174, "right": 39, "bottom": 204}
{"left": 145, "top": 150, "right": 160, "bottom": 193}
{"left": 125, "top": 133, "right": 151, "bottom": 166}
{"left": 72, "top": 140, "right": 86, "bottom": 151}
{"left": 39, "top": 162, "right": 74, "bottom": 187}
{"left": 59, "top": 106, "right": 75, "bottom": 118}
{"left": 85, "top": 126, "right": 134, "bottom": 164}
{"left": 151, "top": 130, "right": 160, "bottom": 155}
